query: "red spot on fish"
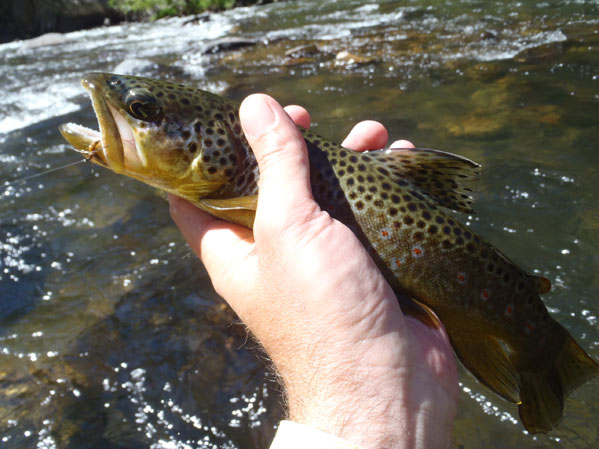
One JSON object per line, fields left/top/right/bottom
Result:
{"left": 524, "top": 321, "right": 535, "bottom": 334}
{"left": 505, "top": 304, "right": 514, "bottom": 317}
{"left": 457, "top": 272, "right": 467, "bottom": 285}
{"left": 412, "top": 246, "right": 423, "bottom": 257}
{"left": 480, "top": 288, "right": 491, "bottom": 301}
{"left": 394, "top": 258, "right": 403, "bottom": 268}
{"left": 380, "top": 228, "right": 391, "bottom": 240}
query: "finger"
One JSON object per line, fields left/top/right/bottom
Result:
{"left": 284, "top": 104, "right": 311, "bottom": 128}
{"left": 240, "top": 94, "right": 317, "bottom": 225}
{"left": 341, "top": 120, "right": 388, "bottom": 151}
{"left": 168, "top": 194, "right": 255, "bottom": 293}
{"left": 390, "top": 139, "right": 415, "bottom": 149}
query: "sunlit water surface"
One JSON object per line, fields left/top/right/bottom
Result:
{"left": 1, "top": 0, "right": 598, "bottom": 447}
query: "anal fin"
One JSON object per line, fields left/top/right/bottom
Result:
{"left": 447, "top": 329, "right": 520, "bottom": 404}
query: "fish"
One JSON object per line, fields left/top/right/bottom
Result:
{"left": 60, "top": 72, "right": 599, "bottom": 434}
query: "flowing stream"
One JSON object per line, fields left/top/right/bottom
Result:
{"left": 1, "top": 1, "right": 598, "bottom": 447}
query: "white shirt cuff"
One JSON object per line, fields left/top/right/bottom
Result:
{"left": 269, "top": 420, "right": 367, "bottom": 449}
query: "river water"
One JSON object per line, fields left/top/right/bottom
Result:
{"left": 1, "top": 0, "right": 598, "bottom": 447}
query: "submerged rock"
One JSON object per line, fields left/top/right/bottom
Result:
{"left": 201, "top": 37, "right": 259, "bottom": 54}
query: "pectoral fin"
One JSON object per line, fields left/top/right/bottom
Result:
{"left": 198, "top": 195, "right": 258, "bottom": 229}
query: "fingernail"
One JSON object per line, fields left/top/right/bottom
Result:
{"left": 241, "top": 95, "right": 277, "bottom": 139}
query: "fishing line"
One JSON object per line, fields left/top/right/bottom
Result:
{"left": 3, "top": 159, "right": 88, "bottom": 188}
{"left": 3, "top": 141, "right": 108, "bottom": 189}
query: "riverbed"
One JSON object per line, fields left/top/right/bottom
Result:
{"left": 1, "top": 1, "right": 598, "bottom": 447}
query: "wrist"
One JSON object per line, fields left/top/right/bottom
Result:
{"left": 278, "top": 327, "right": 455, "bottom": 449}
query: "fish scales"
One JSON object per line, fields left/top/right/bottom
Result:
{"left": 59, "top": 73, "right": 599, "bottom": 434}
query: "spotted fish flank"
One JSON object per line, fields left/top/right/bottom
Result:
{"left": 60, "top": 73, "right": 599, "bottom": 434}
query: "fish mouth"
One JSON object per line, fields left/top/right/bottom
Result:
{"left": 59, "top": 73, "right": 142, "bottom": 174}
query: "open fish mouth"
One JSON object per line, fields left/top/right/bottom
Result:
{"left": 60, "top": 73, "right": 142, "bottom": 173}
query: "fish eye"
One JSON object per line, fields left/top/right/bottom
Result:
{"left": 125, "top": 89, "right": 163, "bottom": 122}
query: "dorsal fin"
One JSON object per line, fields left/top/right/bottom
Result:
{"left": 365, "top": 148, "right": 481, "bottom": 213}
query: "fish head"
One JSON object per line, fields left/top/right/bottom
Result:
{"left": 60, "top": 72, "right": 245, "bottom": 200}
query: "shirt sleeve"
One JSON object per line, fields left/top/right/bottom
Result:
{"left": 269, "top": 420, "right": 367, "bottom": 449}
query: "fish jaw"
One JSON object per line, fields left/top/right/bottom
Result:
{"left": 78, "top": 73, "right": 126, "bottom": 173}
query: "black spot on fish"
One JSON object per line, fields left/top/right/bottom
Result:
{"left": 480, "top": 249, "right": 489, "bottom": 259}
{"left": 422, "top": 211, "right": 432, "bottom": 221}
{"left": 414, "top": 232, "right": 424, "bottom": 241}
{"left": 347, "top": 178, "right": 355, "bottom": 186}
{"left": 356, "top": 200, "right": 364, "bottom": 210}
{"left": 390, "top": 207, "right": 398, "bottom": 216}
{"left": 207, "top": 167, "right": 217, "bottom": 175}
{"left": 188, "top": 142, "right": 197, "bottom": 153}
{"left": 443, "top": 226, "right": 451, "bottom": 235}
{"left": 407, "top": 203, "right": 417, "bottom": 212}
{"left": 349, "top": 155, "right": 358, "bottom": 163}
{"left": 181, "top": 98, "right": 190, "bottom": 105}
{"left": 436, "top": 216, "right": 445, "bottom": 224}
{"left": 194, "top": 122, "right": 202, "bottom": 133}
{"left": 428, "top": 225, "right": 438, "bottom": 234}
{"left": 404, "top": 216, "right": 414, "bottom": 225}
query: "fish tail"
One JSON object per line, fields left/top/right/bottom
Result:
{"left": 517, "top": 332, "right": 599, "bottom": 434}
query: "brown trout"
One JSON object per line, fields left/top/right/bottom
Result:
{"left": 60, "top": 73, "right": 598, "bottom": 433}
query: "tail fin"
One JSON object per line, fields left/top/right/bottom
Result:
{"left": 517, "top": 333, "right": 599, "bottom": 434}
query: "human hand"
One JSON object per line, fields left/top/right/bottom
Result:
{"left": 168, "top": 95, "right": 458, "bottom": 449}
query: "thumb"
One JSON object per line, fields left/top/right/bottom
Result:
{"left": 239, "top": 94, "right": 318, "bottom": 228}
